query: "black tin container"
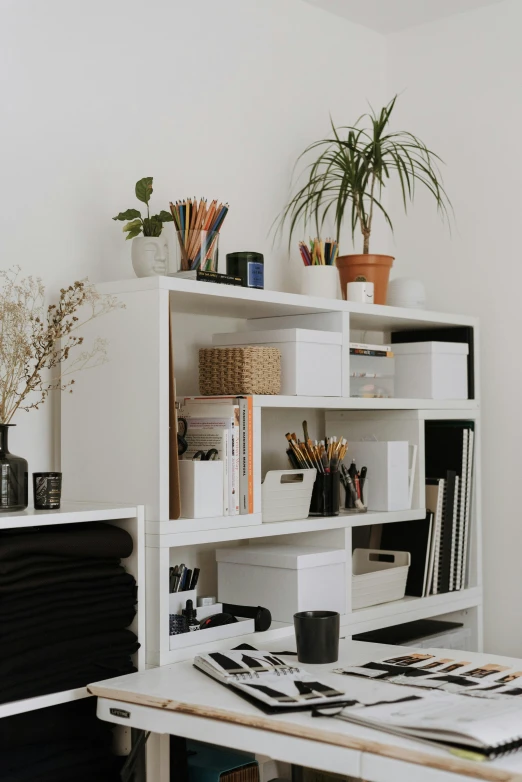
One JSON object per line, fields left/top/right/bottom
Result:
{"left": 33, "top": 472, "right": 62, "bottom": 510}
{"left": 226, "top": 252, "right": 264, "bottom": 289}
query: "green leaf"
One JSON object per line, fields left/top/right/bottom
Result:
{"left": 143, "top": 216, "right": 163, "bottom": 237}
{"left": 156, "top": 210, "right": 174, "bottom": 223}
{"left": 135, "top": 177, "right": 153, "bottom": 205}
{"left": 125, "top": 225, "right": 143, "bottom": 241}
{"left": 112, "top": 208, "right": 141, "bottom": 221}
{"left": 123, "top": 218, "right": 142, "bottom": 234}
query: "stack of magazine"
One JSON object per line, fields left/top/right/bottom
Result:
{"left": 194, "top": 647, "right": 522, "bottom": 759}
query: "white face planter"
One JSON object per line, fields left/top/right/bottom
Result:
{"left": 131, "top": 236, "right": 169, "bottom": 277}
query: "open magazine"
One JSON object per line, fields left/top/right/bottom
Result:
{"left": 193, "top": 648, "right": 346, "bottom": 713}
{"left": 335, "top": 652, "right": 522, "bottom": 699}
{"left": 314, "top": 676, "right": 522, "bottom": 760}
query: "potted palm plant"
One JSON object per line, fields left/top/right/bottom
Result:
{"left": 278, "top": 96, "right": 451, "bottom": 304}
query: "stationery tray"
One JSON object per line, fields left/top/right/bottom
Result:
{"left": 352, "top": 549, "right": 410, "bottom": 610}
{"left": 169, "top": 617, "right": 255, "bottom": 651}
{"left": 261, "top": 469, "right": 316, "bottom": 523}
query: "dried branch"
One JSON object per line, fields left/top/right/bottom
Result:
{"left": 0, "top": 268, "right": 124, "bottom": 423}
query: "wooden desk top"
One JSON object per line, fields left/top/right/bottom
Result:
{"left": 89, "top": 640, "right": 522, "bottom": 782}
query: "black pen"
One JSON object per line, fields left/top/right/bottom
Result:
{"left": 190, "top": 567, "right": 200, "bottom": 590}
{"left": 183, "top": 569, "right": 192, "bottom": 591}
{"left": 359, "top": 466, "right": 367, "bottom": 503}
{"left": 176, "top": 564, "right": 186, "bottom": 592}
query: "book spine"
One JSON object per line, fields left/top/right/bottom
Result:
{"left": 350, "top": 342, "right": 392, "bottom": 352}
{"left": 230, "top": 407, "right": 240, "bottom": 515}
{"left": 350, "top": 349, "right": 394, "bottom": 357}
{"left": 222, "top": 430, "right": 229, "bottom": 515}
{"left": 239, "top": 399, "right": 248, "bottom": 515}
{"left": 247, "top": 396, "right": 254, "bottom": 514}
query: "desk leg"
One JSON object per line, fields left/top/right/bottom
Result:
{"left": 170, "top": 735, "right": 189, "bottom": 782}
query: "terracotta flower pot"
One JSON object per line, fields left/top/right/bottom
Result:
{"left": 336, "top": 254, "right": 394, "bottom": 305}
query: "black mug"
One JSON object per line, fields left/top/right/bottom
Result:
{"left": 294, "top": 610, "right": 340, "bottom": 664}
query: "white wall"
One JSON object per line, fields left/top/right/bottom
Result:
{"left": 387, "top": 0, "right": 521, "bottom": 656}
{"left": 0, "top": 0, "right": 386, "bottom": 478}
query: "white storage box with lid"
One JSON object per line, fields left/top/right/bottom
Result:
{"left": 212, "top": 328, "right": 342, "bottom": 396}
{"left": 216, "top": 544, "right": 346, "bottom": 623}
{"left": 393, "top": 341, "right": 469, "bottom": 399}
{"left": 352, "top": 549, "right": 410, "bottom": 610}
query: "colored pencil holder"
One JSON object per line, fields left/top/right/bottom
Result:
{"left": 300, "top": 265, "right": 340, "bottom": 299}
{"left": 174, "top": 230, "right": 220, "bottom": 273}
{"left": 309, "top": 471, "right": 340, "bottom": 517}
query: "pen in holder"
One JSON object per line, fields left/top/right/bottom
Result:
{"left": 309, "top": 471, "right": 340, "bottom": 517}
{"left": 341, "top": 462, "right": 367, "bottom": 513}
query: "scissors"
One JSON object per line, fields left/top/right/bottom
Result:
{"left": 192, "top": 449, "right": 219, "bottom": 461}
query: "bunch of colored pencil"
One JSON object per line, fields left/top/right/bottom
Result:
{"left": 285, "top": 420, "right": 348, "bottom": 474}
{"left": 299, "top": 238, "right": 339, "bottom": 266}
{"left": 169, "top": 198, "right": 229, "bottom": 271}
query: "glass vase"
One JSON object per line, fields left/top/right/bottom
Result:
{"left": 0, "top": 424, "right": 28, "bottom": 512}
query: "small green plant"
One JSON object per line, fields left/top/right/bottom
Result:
{"left": 113, "top": 177, "right": 173, "bottom": 240}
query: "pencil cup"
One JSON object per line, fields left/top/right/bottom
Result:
{"left": 173, "top": 230, "right": 220, "bottom": 275}
{"left": 309, "top": 472, "right": 340, "bottom": 517}
{"left": 300, "top": 265, "right": 339, "bottom": 299}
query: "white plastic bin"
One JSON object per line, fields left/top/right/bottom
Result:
{"left": 216, "top": 544, "right": 346, "bottom": 623}
{"left": 261, "top": 469, "right": 316, "bottom": 523}
{"left": 352, "top": 549, "right": 410, "bottom": 610}
{"left": 212, "top": 328, "right": 342, "bottom": 396}
{"left": 393, "top": 341, "right": 469, "bottom": 400}
{"left": 179, "top": 460, "right": 224, "bottom": 518}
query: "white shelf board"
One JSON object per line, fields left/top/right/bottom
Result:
{"left": 0, "top": 686, "right": 90, "bottom": 718}
{"left": 98, "top": 276, "right": 478, "bottom": 330}
{"left": 145, "top": 508, "right": 426, "bottom": 548}
{"left": 344, "top": 587, "right": 483, "bottom": 636}
{"left": 253, "top": 396, "right": 479, "bottom": 410}
{"left": 0, "top": 501, "right": 140, "bottom": 530}
{"left": 146, "top": 513, "right": 262, "bottom": 536}
{"left": 150, "top": 621, "right": 295, "bottom": 667}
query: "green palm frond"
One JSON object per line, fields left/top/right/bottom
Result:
{"left": 276, "top": 95, "right": 452, "bottom": 255}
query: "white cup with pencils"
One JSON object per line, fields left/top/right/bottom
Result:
{"left": 299, "top": 238, "right": 340, "bottom": 299}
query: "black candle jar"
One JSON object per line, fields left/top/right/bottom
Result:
{"left": 33, "top": 472, "right": 62, "bottom": 510}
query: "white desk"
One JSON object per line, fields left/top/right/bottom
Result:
{"left": 89, "top": 640, "right": 522, "bottom": 782}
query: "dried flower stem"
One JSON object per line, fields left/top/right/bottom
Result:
{"left": 0, "top": 267, "right": 124, "bottom": 424}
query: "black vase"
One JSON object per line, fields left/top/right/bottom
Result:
{"left": 0, "top": 424, "right": 28, "bottom": 511}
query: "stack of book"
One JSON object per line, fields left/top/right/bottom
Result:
{"left": 181, "top": 396, "right": 254, "bottom": 516}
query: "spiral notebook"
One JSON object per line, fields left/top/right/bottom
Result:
{"left": 194, "top": 648, "right": 346, "bottom": 712}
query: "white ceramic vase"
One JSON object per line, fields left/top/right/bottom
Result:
{"left": 300, "top": 265, "right": 340, "bottom": 299}
{"left": 131, "top": 236, "right": 169, "bottom": 278}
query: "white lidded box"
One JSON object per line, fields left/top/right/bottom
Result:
{"left": 352, "top": 549, "right": 410, "bottom": 610}
{"left": 261, "top": 469, "right": 316, "bottom": 523}
{"left": 348, "top": 441, "right": 412, "bottom": 512}
{"left": 393, "top": 341, "right": 469, "bottom": 400}
{"left": 179, "top": 460, "right": 224, "bottom": 519}
{"left": 212, "top": 328, "right": 342, "bottom": 396}
{"left": 216, "top": 544, "right": 346, "bottom": 623}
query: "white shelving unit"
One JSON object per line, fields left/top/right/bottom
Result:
{"left": 61, "top": 276, "right": 482, "bottom": 669}
{"left": 0, "top": 502, "right": 145, "bottom": 718}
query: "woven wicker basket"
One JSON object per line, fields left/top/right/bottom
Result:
{"left": 199, "top": 347, "right": 281, "bottom": 395}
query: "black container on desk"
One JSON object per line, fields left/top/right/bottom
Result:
{"left": 294, "top": 610, "right": 340, "bottom": 664}
{"left": 309, "top": 471, "right": 340, "bottom": 516}
{"left": 226, "top": 252, "right": 264, "bottom": 289}
{"left": 33, "top": 472, "right": 62, "bottom": 510}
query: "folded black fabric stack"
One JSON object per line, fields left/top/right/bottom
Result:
{"left": 0, "top": 698, "right": 124, "bottom": 782}
{"left": 0, "top": 521, "right": 139, "bottom": 704}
